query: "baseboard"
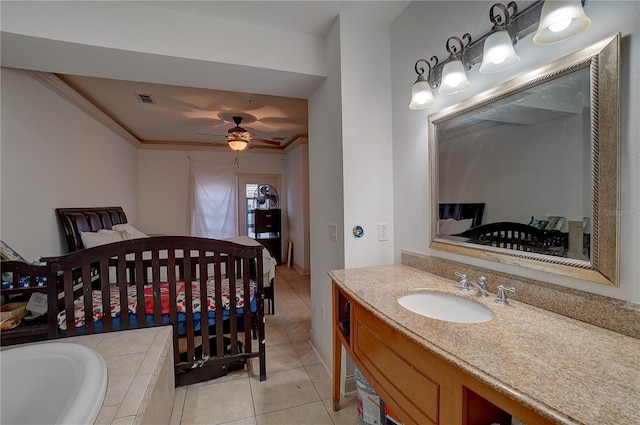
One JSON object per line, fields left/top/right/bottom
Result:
{"left": 292, "top": 262, "right": 310, "bottom": 276}
{"left": 309, "top": 328, "right": 331, "bottom": 371}
{"left": 309, "top": 328, "right": 356, "bottom": 396}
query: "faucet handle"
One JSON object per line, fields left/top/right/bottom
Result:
{"left": 454, "top": 272, "right": 470, "bottom": 291}
{"left": 495, "top": 285, "right": 516, "bottom": 305}
{"left": 478, "top": 276, "right": 487, "bottom": 286}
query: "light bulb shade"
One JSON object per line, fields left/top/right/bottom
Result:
{"left": 479, "top": 30, "right": 521, "bottom": 74}
{"left": 228, "top": 139, "right": 248, "bottom": 151}
{"left": 534, "top": 0, "right": 591, "bottom": 45}
{"left": 438, "top": 60, "right": 471, "bottom": 95}
{"left": 409, "top": 77, "right": 435, "bottom": 109}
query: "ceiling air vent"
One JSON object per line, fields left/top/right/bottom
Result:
{"left": 272, "top": 137, "right": 286, "bottom": 142}
{"left": 135, "top": 93, "right": 156, "bottom": 104}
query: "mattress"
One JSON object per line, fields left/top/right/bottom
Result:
{"left": 57, "top": 278, "right": 257, "bottom": 336}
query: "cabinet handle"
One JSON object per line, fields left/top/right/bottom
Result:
{"left": 266, "top": 224, "right": 272, "bottom": 228}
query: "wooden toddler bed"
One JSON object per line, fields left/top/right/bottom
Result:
{"left": 1, "top": 208, "right": 267, "bottom": 384}
{"left": 43, "top": 236, "right": 266, "bottom": 383}
{"left": 457, "top": 222, "right": 568, "bottom": 255}
{"left": 438, "top": 203, "right": 567, "bottom": 255}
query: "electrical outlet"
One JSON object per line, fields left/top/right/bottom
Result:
{"left": 378, "top": 223, "right": 389, "bottom": 241}
{"left": 321, "top": 304, "right": 326, "bottom": 320}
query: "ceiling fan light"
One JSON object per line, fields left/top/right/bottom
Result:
{"left": 534, "top": 0, "right": 591, "bottom": 45}
{"left": 479, "top": 30, "right": 521, "bottom": 74}
{"left": 228, "top": 139, "right": 248, "bottom": 151}
{"left": 409, "top": 75, "right": 436, "bottom": 110}
{"left": 438, "top": 59, "right": 471, "bottom": 95}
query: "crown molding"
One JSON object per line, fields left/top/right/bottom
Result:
{"left": 23, "top": 70, "right": 142, "bottom": 148}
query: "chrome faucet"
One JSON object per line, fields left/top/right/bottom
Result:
{"left": 468, "top": 276, "right": 489, "bottom": 297}
{"left": 495, "top": 285, "right": 516, "bottom": 305}
{"left": 454, "top": 272, "right": 489, "bottom": 297}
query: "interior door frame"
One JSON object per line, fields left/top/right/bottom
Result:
{"left": 237, "top": 174, "right": 281, "bottom": 237}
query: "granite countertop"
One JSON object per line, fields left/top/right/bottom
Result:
{"left": 329, "top": 265, "right": 640, "bottom": 425}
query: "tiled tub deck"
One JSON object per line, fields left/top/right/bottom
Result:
{"left": 5, "top": 326, "right": 175, "bottom": 425}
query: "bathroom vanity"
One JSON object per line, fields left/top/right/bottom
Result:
{"left": 331, "top": 265, "right": 640, "bottom": 425}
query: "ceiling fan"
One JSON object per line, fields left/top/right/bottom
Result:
{"left": 199, "top": 116, "right": 282, "bottom": 151}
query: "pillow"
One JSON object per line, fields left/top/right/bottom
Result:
{"left": 80, "top": 229, "right": 125, "bottom": 248}
{"left": 0, "top": 240, "right": 27, "bottom": 262}
{"left": 438, "top": 218, "right": 474, "bottom": 236}
{"left": 112, "top": 223, "right": 149, "bottom": 240}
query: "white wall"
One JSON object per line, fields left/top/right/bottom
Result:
{"left": 391, "top": 1, "right": 640, "bottom": 302}
{"left": 308, "top": 18, "right": 346, "bottom": 366}
{"left": 339, "top": 15, "right": 395, "bottom": 269}
{"left": 439, "top": 113, "right": 589, "bottom": 225}
{"left": 285, "top": 140, "right": 310, "bottom": 273}
{"left": 138, "top": 149, "right": 287, "bottom": 240}
{"left": 0, "top": 68, "right": 139, "bottom": 260}
{"left": 308, "top": 13, "right": 396, "bottom": 370}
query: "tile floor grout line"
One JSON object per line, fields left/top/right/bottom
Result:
{"left": 247, "top": 360, "right": 259, "bottom": 424}
{"left": 253, "top": 399, "right": 331, "bottom": 421}
{"left": 176, "top": 268, "right": 356, "bottom": 424}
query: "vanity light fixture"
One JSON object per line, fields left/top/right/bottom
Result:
{"left": 409, "top": 57, "right": 437, "bottom": 109}
{"left": 438, "top": 36, "right": 472, "bottom": 95}
{"left": 533, "top": 0, "right": 591, "bottom": 44}
{"left": 479, "top": 3, "right": 521, "bottom": 73}
{"left": 408, "top": 0, "right": 591, "bottom": 109}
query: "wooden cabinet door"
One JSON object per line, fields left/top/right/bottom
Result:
{"left": 351, "top": 303, "right": 461, "bottom": 425}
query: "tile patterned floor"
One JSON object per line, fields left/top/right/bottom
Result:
{"left": 171, "top": 266, "right": 358, "bottom": 425}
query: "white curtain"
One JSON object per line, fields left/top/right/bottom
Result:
{"left": 189, "top": 159, "right": 238, "bottom": 238}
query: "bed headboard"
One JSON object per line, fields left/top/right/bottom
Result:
{"left": 56, "top": 207, "right": 128, "bottom": 252}
{"left": 438, "top": 203, "right": 485, "bottom": 228}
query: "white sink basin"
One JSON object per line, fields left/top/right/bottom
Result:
{"left": 398, "top": 292, "right": 494, "bottom": 323}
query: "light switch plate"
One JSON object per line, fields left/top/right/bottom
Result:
{"left": 328, "top": 223, "right": 338, "bottom": 241}
{"left": 378, "top": 223, "right": 389, "bottom": 241}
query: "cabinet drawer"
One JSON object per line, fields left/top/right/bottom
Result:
{"left": 255, "top": 210, "right": 280, "bottom": 233}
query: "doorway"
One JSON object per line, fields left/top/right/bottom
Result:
{"left": 237, "top": 175, "right": 281, "bottom": 237}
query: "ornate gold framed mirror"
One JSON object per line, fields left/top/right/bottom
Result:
{"left": 429, "top": 34, "right": 620, "bottom": 286}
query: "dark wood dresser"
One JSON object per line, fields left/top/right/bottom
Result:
{"left": 254, "top": 209, "right": 281, "bottom": 264}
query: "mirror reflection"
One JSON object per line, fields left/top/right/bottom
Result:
{"left": 429, "top": 34, "right": 620, "bottom": 286}
{"left": 436, "top": 67, "right": 591, "bottom": 261}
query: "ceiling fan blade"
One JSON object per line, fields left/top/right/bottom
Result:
{"left": 252, "top": 137, "right": 281, "bottom": 146}
{"left": 197, "top": 132, "right": 228, "bottom": 137}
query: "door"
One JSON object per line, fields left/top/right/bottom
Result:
{"left": 237, "top": 175, "right": 280, "bottom": 237}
